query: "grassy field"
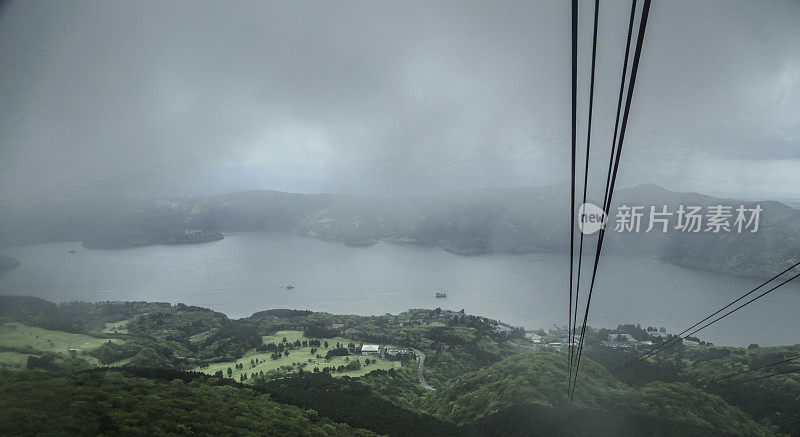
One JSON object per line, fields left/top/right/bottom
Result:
{"left": 100, "top": 320, "right": 130, "bottom": 335}
{"left": 524, "top": 332, "right": 543, "bottom": 343}
{"left": 0, "top": 323, "right": 123, "bottom": 360}
{"left": 196, "top": 330, "right": 403, "bottom": 381}
{"left": 187, "top": 330, "right": 213, "bottom": 345}
{"left": 108, "top": 356, "right": 135, "bottom": 367}
{"left": 261, "top": 330, "right": 357, "bottom": 349}
{"left": 0, "top": 351, "right": 32, "bottom": 370}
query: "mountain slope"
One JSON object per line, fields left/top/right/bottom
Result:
{"left": 421, "top": 353, "right": 769, "bottom": 436}
{"left": 0, "top": 368, "right": 378, "bottom": 436}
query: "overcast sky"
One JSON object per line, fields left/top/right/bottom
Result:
{"left": 1, "top": 0, "right": 799, "bottom": 205}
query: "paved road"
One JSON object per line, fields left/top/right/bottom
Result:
{"left": 410, "top": 347, "right": 435, "bottom": 391}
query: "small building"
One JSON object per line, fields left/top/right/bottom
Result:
{"left": 384, "top": 348, "right": 410, "bottom": 358}
{"left": 361, "top": 344, "right": 380, "bottom": 355}
{"left": 546, "top": 342, "right": 563, "bottom": 351}
{"left": 612, "top": 333, "right": 639, "bottom": 344}
{"left": 494, "top": 325, "right": 514, "bottom": 336}
{"left": 331, "top": 323, "right": 344, "bottom": 329}
{"left": 601, "top": 341, "right": 633, "bottom": 348}
{"left": 524, "top": 332, "right": 543, "bottom": 344}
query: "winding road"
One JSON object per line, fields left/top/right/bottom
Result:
{"left": 410, "top": 347, "right": 435, "bottom": 391}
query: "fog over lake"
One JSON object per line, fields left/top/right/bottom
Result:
{"left": 1, "top": 231, "right": 797, "bottom": 347}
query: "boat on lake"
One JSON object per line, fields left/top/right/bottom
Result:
{"left": 435, "top": 291, "right": 447, "bottom": 298}
{"left": 286, "top": 285, "right": 295, "bottom": 290}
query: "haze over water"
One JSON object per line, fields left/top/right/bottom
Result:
{"left": 1, "top": 231, "right": 797, "bottom": 347}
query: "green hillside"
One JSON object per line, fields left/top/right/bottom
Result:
{"left": 422, "top": 353, "right": 769, "bottom": 436}
{"left": 0, "top": 296, "right": 797, "bottom": 436}
{"left": 0, "top": 369, "right": 377, "bottom": 436}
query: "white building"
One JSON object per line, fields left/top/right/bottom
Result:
{"left": 361, "top": 344, "right": 380, "bottom": 355}
{"left": 384, "top": 348, "right": 409, "bottom": 358}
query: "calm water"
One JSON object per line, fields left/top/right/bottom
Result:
{"left": 1, "top": 231, "right": 798, "bottom": 347}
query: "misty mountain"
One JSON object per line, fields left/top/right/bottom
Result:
{"left": 0, "top": 255, "right": 20, "bottom": 272}
{"left": 1, "top": 184, "right": 797, "bottom": 278}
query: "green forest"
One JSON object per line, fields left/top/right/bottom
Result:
{"left": 0, "top": 296, "right": 797, "bottom": 436}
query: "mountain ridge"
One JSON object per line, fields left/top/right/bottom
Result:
{"left": 1, "top": 184, "right": 798, "bottom": 279}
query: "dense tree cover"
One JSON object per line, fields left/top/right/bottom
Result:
{"left": 667, "top": 345, "right": 799, "bottom": 434}
{"left": 253, "top": 309, "right": 315, "bottom": 318}
{"left": 422, "top": 352, "right": 625, "bottom": 422}
{"left": 305, "top": 322, "right": 343, "bottom": 339}
{"left": 610, "top": 381, "right": 771, "bottom": 435}
{"left": 325, "top": 347, "right": 349, "bottom": 358}
{"left": 0, "top": 296, "right": 103, "bottom": 333}
{"left": 0, "top": 297, "right": 230, "bottom": 368}
{"left": 196, "top": 319, "right": 261, "bottom": 359}
{"left": 256, "top": 372, "right": 471, "bottom": 436}
{"left": 587, "top": 341, "right": 800, "bottom": 434}
{"left": 402, "top": 321, "right": 514, "bottom": 387}
{"left": 127, "top": 304, "right": 226, "bottom": 342}
{"left": 421, "top": 353, "right": 772, "bottom": 436}
{"left": 355, "top": 368, "right": 428, "bottom": 412}
{"left": 25, "top": 352, "right": 93, "bottom": 373}
{"left": 0, "top": 368, "right": 377, "bottom": 436}
{"left": 0, "top": 296, "right": 224, "bottom": 337}
{"left": 471, "top": 403, "right": 738, "bottom": 437}
{"left": 87, "top": 338, "right": 178, "bottom": 367}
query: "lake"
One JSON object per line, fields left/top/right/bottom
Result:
{"left": 1, "top": 231, "right": 798, "bottom": 347}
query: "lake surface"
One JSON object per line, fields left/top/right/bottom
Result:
{"left": 1, "top": 231, "right": 798, "bottom": 347}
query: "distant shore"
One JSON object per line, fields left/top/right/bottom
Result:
{"left": 81, "top": 230, "right": 224, "bottom": 250}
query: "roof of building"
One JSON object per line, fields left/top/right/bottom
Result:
{"left": 361, "top": 344, "right": 380, "bottom": 352}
